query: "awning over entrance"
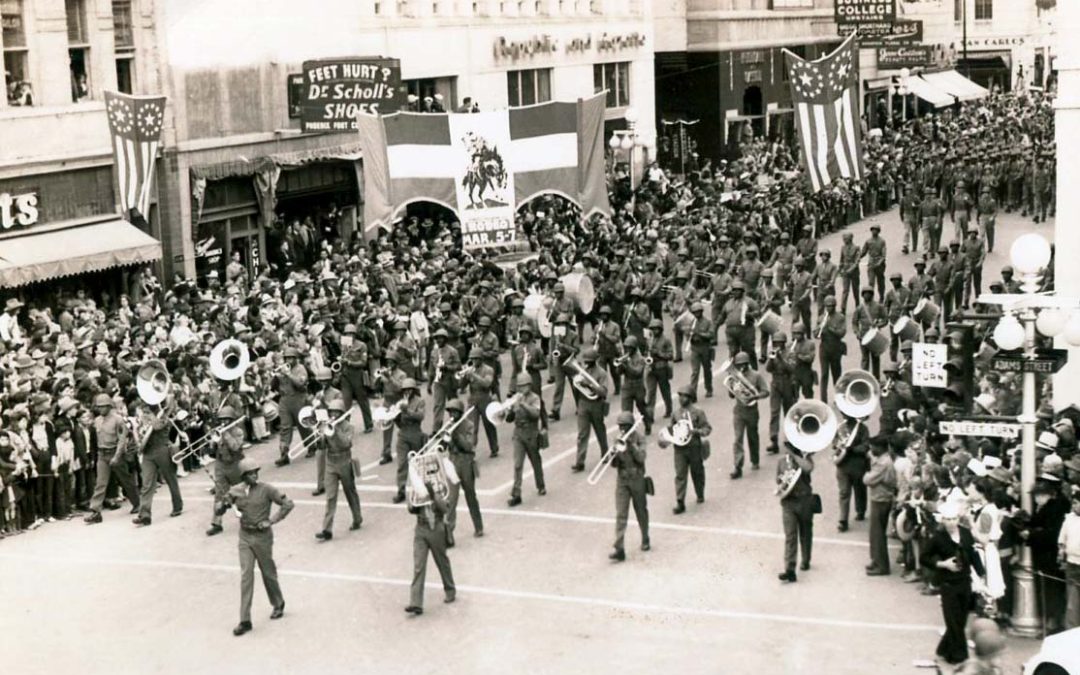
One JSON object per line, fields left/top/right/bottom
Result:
{"left": 920, "top": 70, "right": 988, "bottom": 102}
{"left": 0, "top": 219, "right": 162, "bottom": 288}
{"left": 905, "top": 75, "right": 955, "bottom": 108}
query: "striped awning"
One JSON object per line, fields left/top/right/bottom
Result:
{"left": 0, "top": 219, "right": 162, "bottom": 288}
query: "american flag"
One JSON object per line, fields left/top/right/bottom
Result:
{"left": 105, "top": 91, "right": 166, "bottom": 221}
{"left": 784, "top": 34, "right": 864, "bottom": 192}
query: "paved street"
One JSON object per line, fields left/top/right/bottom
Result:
{"left": 0, "top": 207, "right": 1054, "bottom": 675}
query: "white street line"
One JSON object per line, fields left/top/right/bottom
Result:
{"left": 0, "top": 552, "right": 938, "bottom": 633}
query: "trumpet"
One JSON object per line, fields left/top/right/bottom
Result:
{"left": 372, "top": 367, "right": 390, "bottom": 383}
{"left": 694, "top": 270, "right": 716, "bottom": 279}
{"left": 612, "top": 352, "right": 630, "bottom": 368}
{"left": 587, "top": 416, "right": 641, "bottom": 485}
{"left": 171, "top": 417, "right": 246, "bottom": 464}
{"left": 485, "top": 393, "right": 522, "bottom": 424}
{"left": 457, "top": 364, "right": 475, "bottom": 380}
{"left": 330, "top": 361, "right": 343, "bottom": 374}
{"left": 372, "top": 400, "right": 405, "bottom": 430}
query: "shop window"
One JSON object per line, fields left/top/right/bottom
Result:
{"left": 770, "top": 0, "right": 812, "bottom": 7}
{"left": 2, "top": 0, "right": 31, "bottom": 106}
{"left": 594, "top": 61, "right": 630, "bottom": 108}
{"left": 112, "top": 0, "right": 135, "bottom": 94}
{"left": 507, "top": 68, "right": 551, "bottom": 107}
{"left": 954, "top": 0, "right": 962, "bottom": 22}
{"left": 974, "top": 0, "right": 991, "bottom": 20}
{"left": 67, "top": 0, "right": 92, "bottom": 102}
{"left": 287, "top": 73, "right": 303, "bottom": 118}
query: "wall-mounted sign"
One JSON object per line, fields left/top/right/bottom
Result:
{"left": 877, "top": 45, "right": 932, "bottom": 69}
{"left": 300, "top": 57, "right": 402, "bottom": 133}
{"left": 841, "top": 19, "right": 922, "bottom": 47}
{"left": 744, "top": 70, "right": 762, "bottom": 84}
{"left": 494, "top": 31, "right": 646, "bottom": 62}
{"left": 740, "top": 50, "right": 764, "bottom": 65}
{"left": 834, "top": 0, "right": 896, "bottom": 25}
{"left": 598, "top": 32, "right": 647, "bottom": 53}
{"left": 494, "top": 35, "right": 559, "bottom": 61}
{"left": 963, "top": 36, "right": 1025, "bottom": 50}
{"left": 0, "top": 190, "right": 39, "bottom": 230}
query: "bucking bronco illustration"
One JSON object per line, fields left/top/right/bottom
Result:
{"left": 461, "top": 132, "right": 508, "bottom": 209}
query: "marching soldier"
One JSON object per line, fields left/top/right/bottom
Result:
{"left": 777, "top": 442, "right": 815, "bottom": 583}
{"left": 504, "top": 296, "right": 526, "bottom": 348}
{"left": 462, "top": 347, "right": 500, "bottom": 458}
{"left": 708, "top": 259, "right": 733, "bottom": 332}
{"left": 549, "top": 313, "right": 579, "bottom": 422}
{"left": 977, "top": 185, "right": 998, "bottom": 253}
{"left": 814, "top": 250, "right": 839, "bottom": 319}
{"left": 739, "top": 245, "right": 766, "bottom": 301}
{"left": 274, "top": 347, "right": 312, "bottom": 467}
{"left": 609, "top": 411, "right": 650, "bottom": 562}
{"left": 392, "top": 379, "right": 426, "bottom": 504}
{"left": 883, "top": 273, "right": 911, "bottom": 362}
{"left": 722, "top": 281, "right": 757, "bottom": 363}
{"left": 428, "top": 328, "right": 461, "bottom": 430}
{"left": 860, "top": 224, "right": 887, "bottom": 304}
{"left": 228, "top": 459, "right": 292, "bottom": 636}
{"left": 687, "top": 302, "right": 716, "bottom": 399}
{"left": 789, "top": 256, "right": 814, "bottom": 335}
{"left": 641, "top": 258, "right": 664, "bottom": 319}
{"left": 919, "top": 187, "right": 946, "bottom": 257}
{"left": 817, "top": 297, "right": 846, "bottom": 403}
{"left": 475, "top": 316, "right": 502, "bottom": 399}
{"left": 511, "top": 325, "right": 547, "bottom": 398}
{"left": 669, "top": 384, "right": 712, "bottom": 514}
{"left": 765, "top": 332, "right": 796, "bottom": 456}
{"left": 795, "top": 226, "right": 818, "bottom": 274}
{"left": 572, "top": 347, "right": 610, "bottom": 473}
{"left": 379, "top": 351, "right": 409, "bottom": 465}
{"left": 768, "top": 231, "right": 797, "bottom": 292}
{"left": 315, "top": 399, "right": 362, "bottom": 542}
{"left": 729, "top": 352, "right": 769, "bottom": 479}
{"left": 961, "top": 228, "right": 986, "bottom": 309}
{"left": 838, "top": 232, "right": 861, "bottom": 313}
{"left": 619, "top": 336, "right": 651, "bottom": 435}
{"left": 853, "top": 288, "right": 886, "bottom": 379}
{"left": 444, "top": 399, "right": 483, "bottom": 541}
{"left": 133, "top": 402, "right": 184, "bottom": 527}
{"left": 595, "top": 305, "right": 623, "bottom": 395}
{"left": 389, "top": 321, "right": 419, "bottom": 380}
{"left": 626, "top": 290, "right": 654, "bottom": 354}
{"left": 339, "top": 323, "right": 374, "bottom": 434}
{"left": 206, "top": 406, "right": 245, "bottom": 537}
{"left": 667, "top": 273, "right": 691, "bottom": 357}
{"left": 790, "top": 323, "right": 817, "bottom": 400}
{"left": 84, "top": 394, "right": 137, "bottom": 523}
{"left": 645, "top": 318, "right": 674, "bottom": 421}
{"left": 909, "top": 258, "right": 933, "bottom": 309}
{"left": 931, "top": 244, "right": 955, "bottom": 323}
{"left": 507, "top": 373, "right": 546, "bottom": 507}
{"left": 834, "top": 413, "right": 869, "bottom": 533}
{"left": 404, "top": 480, "right": 456, "bottom": 616}
{"left": 758, "top": 282, "right": 785, "bottom": 364}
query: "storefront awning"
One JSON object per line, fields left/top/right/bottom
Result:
{"left": 906, "top": 75, "right": 955, "bottom": 108}
{"left": 0, "top": 219, "right": 162, "bottom": 288}
{"left": 920, "top": 70, "right": 988, "bottom": 102}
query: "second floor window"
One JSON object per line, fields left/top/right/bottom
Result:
{"left": 2, "top": 0, "right": 31, "bottom": 106}
{"left": 594, "top": 61, "right": 630, "bottom": 108}
{"left": 113, "top": 0, "right": 135, "bottom": 94}
{"left": 67, "top": 0, "right": 91, "bottom": 101}
{"left": 507, "top": 68, "right": 551, "bottom": 107}
{"left": 974, "top": 0, "right": 992, "bottom": 20}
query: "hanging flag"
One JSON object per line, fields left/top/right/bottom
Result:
{"left": 784, "top": 34, "right": 865, "bottom": 192}
{"left": 356, "top": 94, "right": 611, "bottom": 247}
{"left": 105, "top": 91, "right": 166, "bottom": 223}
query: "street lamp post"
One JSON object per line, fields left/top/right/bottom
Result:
{"left": 609, "top": 107, "right": 641, "bottom": 202}
{"left": 983, "top": 232, "right": 1078, "bottom": 638}
{"left": 898, "top": 67, "right": 911, "bottom": 122}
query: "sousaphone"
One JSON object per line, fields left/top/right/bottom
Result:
{"left": 136, "top": 359, "right": 171, "bottom": 406}
{"left": 209, "top": 339, "right": 251, "bottom": 381}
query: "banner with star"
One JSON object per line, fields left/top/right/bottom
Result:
{"left": 105, "top": 91, "right": 167, "bottom": 223}
{"left": 783, "top": 34, "right": 864, "bottom": 192}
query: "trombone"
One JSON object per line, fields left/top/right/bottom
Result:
{"left": 587, "top": 416, "right": 641, "bottom": 485}
{"left": 171, "top": 417, "right": 246, "bottom": 464}
{"left": 288, "top": 405, "right": 352, "bottom": 459}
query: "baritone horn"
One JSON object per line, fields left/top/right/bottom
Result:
{"left": 718, "top": 358, "right": 762, "bottom": 406}
{"left": 209, "top": 339, "right": 251, "bottom": 381}
{"left": 783, "top": 399, "right": 838, "bottom": 454}
{"left": 485, "top": 393, "right": 522, "bottom": 424}
{"left": 372, "top": 400, "right": 404, "bottom": 430}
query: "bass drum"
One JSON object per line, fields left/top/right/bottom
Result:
{"left": 561, "top": 272, "right": 595, "bottom": 316}
{"left": 523, "top": 294, "right": 553, "bottom": 338}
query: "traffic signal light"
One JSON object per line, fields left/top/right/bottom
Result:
{"left": 943, "top": 323, "right": 976, "bottom": 412}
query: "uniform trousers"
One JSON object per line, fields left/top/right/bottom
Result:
{"left": 137, "top": 449, "right": 183, "bottom": 521}
{"left": 469, "top": 396, "right": 500, "bottom": 456}
{"left": 431, "top": 382, "right": 452, "bottom": 430}
{"left": 599, "top": 356, "right": 622, "bottom": 395}
{"left": 841, "top": 274, "right": 860, "bottom": 314}
{"left": 340, "top": 371, "right": 374, "bottom": 431}
{"left": 551, "top": 366, "right": 569, "bottom": 416}
{"left": 614, "top": 472, "right": 649, "bottom": 551}
{"left": 1064, "top": 562, "right": 1080, "bottom": 629}
{"left": 322, "top": 454, "right": 362, "bottom": 532}
{"left": 818, "top": 348, "right": 842, "bottom": 403}
{"left": 965, "top": 267, "right": 982, "bottom": 306}
{"left": 511, "top": 437, "right": 545, "bottom": 499}
{"left": 733, "top": 407, "right": 760, "bottom": 469}
{"left": 859, "top": 345, "right": 881, "bottom": 380}
{"left": 836, "top": 468, "right": 867, "bottom": 522}
{"left": 920, "top": 217, "right": 936, "bottom": 256}
{"left": 646, "top": 371, "right": 673, "bottom": 419}
{"left": 211, "top": 460, "right": 244, "bottom": 527}
{"left": 867, "top": 265, "right": 886, "bottom": 303}
{"left": 794, "top": 301, "right": 812, "bottom": 336}
{"left": 621, "top": 379, "right": 651, "bottom": 430}
{"left": 278, "top": 395, "right": 313, "bottom": 459}
{"left": 89, "top": 448, "right": 139, "bottom": 512}
{"left": 978, "top": 214, "right": 996, "bottom": 252}
{"left": 725, "top": 326, "right": 756, "bottom": 363}
{"left": 239, "top": 527, "right": 284, "bottom": 623}
{"left": 382, "top": 425, "right": 396, "bottom": 460}
{"left": 868, "top": 499, "right": 893, "bottom": 573}
{"left": 673, "top": 444, "right": 704, "bottom": 503}
{"left": 768, "top": 386, "right": 795, "bottom": 445}
{"left": 396, "top": 433, "right": 426, "bottom": 492}
{"left": 936, "top": 582, "right": 973, "bottom": 664}
{"left": 782, "top": 500, "right": 813, "bottom": 571}
{"left": 575, "top": 407, "right": 608, "bottom": 467}
{"left": 689, "top": 348, "right": 714, "bottom": 396}
{"left": 411, "top": 520, "right": 456, "bottom": 608}
{"left": 447, "top": 453, "right": 483, "bottom": 535}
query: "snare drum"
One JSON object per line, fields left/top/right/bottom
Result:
{"left": 912, "top": 298, "right": 940, "bottom": 325}
{"left": 755, "top": 310, "right": 782, "bottom": 335}
{"left": 892, "top": 316, "right": 921, "bottom": 342}
{"left": 861, "top": 328, "right": 889, "bottom": 356}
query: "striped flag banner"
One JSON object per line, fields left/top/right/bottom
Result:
{"left": 357, "top": 93, "right": 610, "bottom": 247}
{"left": 783, "top": 34, "right": 864, "bottom": 193}
{"left": 105, "top": 91, "right": 166, "bottom": 222}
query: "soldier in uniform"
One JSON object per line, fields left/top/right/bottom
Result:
{"left": 777, "top": 442, "right": 815, "bottom": 583}
{"left": 919, "top": 187, "right": 946, "bottom": 257}
{"left": 790, "top": 323, "right": 817, "bottom": 400}
{"left": 609, "top": 411, "right": 649, "bottom": 561}
{"left": 838, "top": 232, "right": 861, "bottom": 313}
{"left": 901, "top": 180, "right": 922, "bottom": 255}
{"left": 669, "top": 384, "right": 712, "bottom": 514}
{"left": 765, "top": 332, "right": 796, "bottom": 456}
{"left": 930, "top": 246, "right": 954, "bottom": 326}
{"left": 853, "top": 288, "right": 886, "bottom": 379}
{"left": 884, "top": 273, "right": 911, "bottom": 362}
{"left": 391, "top": 379, "right": 426, "bottom": 504}
{"left": 475, "top": 316, "right": 502, "bottom": 399}
{"left": 133, "top": 401, "right": 184, "bottom": 526}
{"left": 640, "top": 258, "right": 664, "bottom": 320}
{"left": 687, "top": 302, "right": 716, "bottom": 398}
{"left": 729, "top": 352, "right": 769, "bottom": 479}
{"left": 740, "top": 245, "right": 766, "bottom": 301}
{"left": 228, "top": 459, "right": 292, "bottom": 636}
{"left": 206, "top": 406, "right": 245, "bottom": 537}
{"left": 722, "top": 281, "right": 758, "bottom": 364}
{"left": 814, "top": 249, "right": 839, "bottom": 322}
{"left": 378, "top": 351, "right": 409, "bottom": 465}
{"left": 273, "top": 347, "right": 312, "bottom": 467}
{"left": 404, "top": 478, "right": 456, "bottom": 616}
{"left": 428, "top": 328, "right": 461, "bottom": 430}
{"left": 572, "top": 347, "right": 610, "bottom": 473}
{"left": 462, "top": 347, "right": 500, "bottom": 458}
{"left": 948, "top": 240, "right": 966, "bottom": 318}
{"left": 626, "top": 290, "right": 654, "bottom": 353}
{"left": 595, "top": 305, "right": 623, "bottom": 394}
{"left": 444, "top": 399, "right": 483, "bottom": 541}
{"left": 795, "top": 226, "right": 818, "bottom": 274}
{"left": 962, "top": 228, "right": 986, "bottom": 309}
{"left": 507, "top": 373, "right": 546, "bottom": 507}
{"left": 1034, "top": 156, "right": 1053, "bottom": 223}
{"left": 549, "top": 313, "right": 580, "bottom": 422}
{"left": 315, "top": 399, "right": 362, "bottom": 542}
{"left": 339, "top": 323, "right": 374, "bottom": 433}
{"left": 817, "top": 296, "right": 846, "bottom": 403}
{"left": 645, "top": 318, "right": 674, "bottom": 421}
{"left": 619, "top": 336, "right": 651, "bottom": 435}
{"left": 504, "top": 296, "right": 526, "bottom": 349}
{"left": 860, "top": 224, "right": 887, "bottom": 303}
{"left": 84, "top": 393, "right": 137, "bottom": 523}
{"left": 708, "top": 259, "right": 733, "bottom": 332}
{"left": 389, "top": 321, "right": 419, "bottom": 380}
{"left": 767, "top": 231, "right": 797, "bottom": 292}
{"left": 758, "top": 278, "right": 785, "bottom": 363}
{"left": 834, "top": 413, "right": 869, "bottom": 533}
{"left": 789, "top": 256, "right": 814, "bottom": 335}
{"left": 666, "top": 272, "right": 692, "bottom": 357}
